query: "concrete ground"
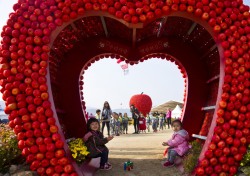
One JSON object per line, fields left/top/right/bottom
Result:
{"left": 95, "top": 125, "right": 184, "bottom": 176}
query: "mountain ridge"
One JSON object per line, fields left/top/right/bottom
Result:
{"left": 86, "top": 107, "right": 132, "bottom": 117}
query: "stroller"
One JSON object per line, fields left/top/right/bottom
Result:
{"left": 138, "top": 117, "right": 146, "bottom": 133}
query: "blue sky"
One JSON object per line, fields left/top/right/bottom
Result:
{"left": 0, "top": 1, "right": 249, "bottom": 110}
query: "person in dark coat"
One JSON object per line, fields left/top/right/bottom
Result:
{"left": 101, "top": 101, "right": 112, "bottom": 136}
{"left": 130, "top": 104, "right": 140, "bottom": 134}
{"left": 83, "top": 118, "right": 113, "bottom": 170}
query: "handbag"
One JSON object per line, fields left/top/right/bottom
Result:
{"left": 102, "top": 110, "right": 108, "bottom": 120}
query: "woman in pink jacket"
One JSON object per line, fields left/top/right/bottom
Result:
{"left": 162, "top": 119, "right": 190, "bottom": 167}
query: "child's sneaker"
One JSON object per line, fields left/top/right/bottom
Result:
{"left": 100, "top": 163, "right": 112, "bottom": 170}
{"left": 163, "top": 161, "right": 174, "bottom": 168}
{"left": 106, "top": 162, "right": 112, "bottom": 167}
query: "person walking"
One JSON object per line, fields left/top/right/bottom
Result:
{"left": 122, "top": 113, "right": 129, "bottom": 134}
{"left": 118, "top": 113, "right": 123, "bottom": 134}
{"left": 101, "top": 101, "right": 112, "bottom": 136}
{"left": 166, "top": 109, "right": 172, "bottom": 129}
{"left": 95, "top": 109, "right": 101, "bottom": 122}
{"left": 130, "top": 104, "right": 140, "bottom": 134}
{"left": 146, "top": 114, "right": 151, "bottom": 132}
{"left": 152, "top": 113, "right": 158, "bottom": 132}
{"left": 159, "top": 113, "right": 164, "bottom": 131}
{"left": 112, "top": 112, "right": 120, "bottom": 136}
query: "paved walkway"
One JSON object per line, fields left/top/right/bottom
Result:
{"left": 95, "top": 125, "right": 184, "bottom": 176}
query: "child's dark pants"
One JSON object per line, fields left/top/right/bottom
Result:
{"left": 95, "top": 150, "right": 109, "bottom": 167}
{"left": 167, "top": 149, "right": 178, "bottom": 163}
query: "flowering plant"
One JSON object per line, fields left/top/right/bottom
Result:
{"left": 68, "top": 138, "right": 89, "bottom": 164}
{"left": 239, "top": 145, "right": 250, "bottom": 175}
{"left": 0, "top": 124, "right": 22, "bottom": 173}
{"left": 183, "top": 140, "right": 202, "bottom": 174}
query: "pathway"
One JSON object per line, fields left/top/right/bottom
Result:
{"left": 95, "top": 125, "right": 184, "bottom": 176}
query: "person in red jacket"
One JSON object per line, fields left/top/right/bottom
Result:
{"left": 162, "top": 119, "right": 190, "bottom": 167}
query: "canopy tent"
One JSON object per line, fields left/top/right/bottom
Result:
{"left": 172, "top": 105, "right": 182, "bottom": 119}
{"left": 151, "top": 100, "right": 183, "bottom": 113}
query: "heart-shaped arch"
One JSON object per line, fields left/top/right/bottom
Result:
{"left": 0, "top": 0, "right": 249, "bottom": 175}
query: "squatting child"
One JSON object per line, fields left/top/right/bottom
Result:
{"left": 162, "top": 119, "right": 189, "bottom": 167}
{"left": 83, "top": 118, "right": 113, "bottom": 170}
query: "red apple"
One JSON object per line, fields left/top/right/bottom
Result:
{"left": 214, "top": 165, "right": 222, "bottom": 173}
{"left": 217, "top": 140, "right": 226, "bottom": 148}
{"left": 54, "top": 165, "right": 63, "bottom": 173}
{"left": 26, "top": 154, "right": 35, "bottom": 163}
{"left": 58, "top": 157, "right": 69, "bottom": 165}
{"left": 37, "top": 167, "right": 45, "bottom": 175}
{"left": 25, "top": 130, "right": 34, "bottom": 138}
{"left": 63, "top": 164, "right": 74, "bottom": 174}
{"left": 42, "top": 129, "right": 51, "bottom": 137}
{"left": 18, "top": 140, "right": 26, "bottom": 149}
{"left": 36, "top": 137, "right": 44, "bottom": 145}
{"left": 36, "top": 153, "right": 45, "bottom": 161}
{"left": 234, "top": 153, "right": 243, "bottom": 161}
{"left": 44, "top": 137, "right": 53, "bottom": 144}
{"left": 47, "top": 143, "right": 56, "bottom": 152}
{"left": 229, "top": 166, "right": 237, "bottom": 175}
{"left": 221, "top": 164, "right": 229, "bottom": 172}
{"left": 39, "top": 144, "right": 47, "bottom": 153}
{"left": 209, "top": 143, "right": 217, "bottom": 150}
{"left": 219, "top": 156, "right": 227, "bottom": 164}
{"left": 46, "top": 167, "right": 54, "bottom": 175}
{"left": 238, "top": 146, "right": 247, "bottom": 154}
{"left": 55, "top": 149, "right": 65, "bottom": 158}
{"left": 55, "top": 140, "right": 64, "bottom": 148}
{"left": 30, "top": 160, "right": 40, "bottom": 171}
{"left": 17, "top": 132, "right": 26, "bottom": 140}
{"left": 204, "top": 150, "right": 213, "bottom": 159}
{"left": 45, "top": 151, "right": 55, "bottom": 159}
{"left": 50, "top": 125, "right": 58, "bottom": 133}
{"left": 223, "top": 147, "right": 230, "bottom": 156}
{"left": 50, "top": 158, "right": 58, "bottom": 166}
{"left": 196, "top": 167, "right": 205, "bottom": 175}
{"left": 41, "top": 159, "right": 50, "bottom": 167}
{"left": 30, "top": 145, "right": 39, "bottom": 154}
{"left": 52, "top": 133, "right": 61, "bottom": 141}
{"left": 205, "top": 166, "right": 213, "bottom": 175}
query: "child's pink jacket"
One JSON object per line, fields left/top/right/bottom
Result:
{"left": 167, "top": 129, "right": 190, "bottom": 156}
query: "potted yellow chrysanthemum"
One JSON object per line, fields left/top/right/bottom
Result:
{"left": 68, "top": 138, "right": 89, "bottom": 165}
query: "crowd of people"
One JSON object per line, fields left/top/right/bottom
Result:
{"left": 86, "top": 101, "right": 175, "bottom": 136}
{"left": 83, "top": 101, "right": 187, "bottom": 171}
{"left": 90, "top": 101, "right": 131, "bottom": 136}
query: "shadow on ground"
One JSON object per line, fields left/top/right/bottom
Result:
{"left": 95, "top": 158, "right": 184, "bottom": 176}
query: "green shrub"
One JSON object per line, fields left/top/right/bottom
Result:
{"left": 0, "top": 123, "right": 22, "bottom": 173}
{"left": 183, "top": 140, "right": 203, "bottom": 174}
{"left": 240, "top": 145, "right": 250, "bottom": 175}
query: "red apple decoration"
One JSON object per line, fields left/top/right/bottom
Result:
{"left": 129, "top": 92, "right": 152, "bottom": 116}
{"left": 0, "top": 0, "right": 249, "bottom": 175}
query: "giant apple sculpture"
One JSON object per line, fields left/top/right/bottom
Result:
{"left": 0, "top": 0, "right": 249, "bottom": 175}
{"left": 129, "top": 93, "right": 152, "bottom": 116}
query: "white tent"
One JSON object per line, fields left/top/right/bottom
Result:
{"left": 172, "top": 105, "right": 182, "bottom": 119}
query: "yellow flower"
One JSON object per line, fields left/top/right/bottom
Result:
{"left": 68, "top": 138, "right": 89, "bottom": 164}
{"left": 72, "top": 153, "right": 77, "bottom": 158}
